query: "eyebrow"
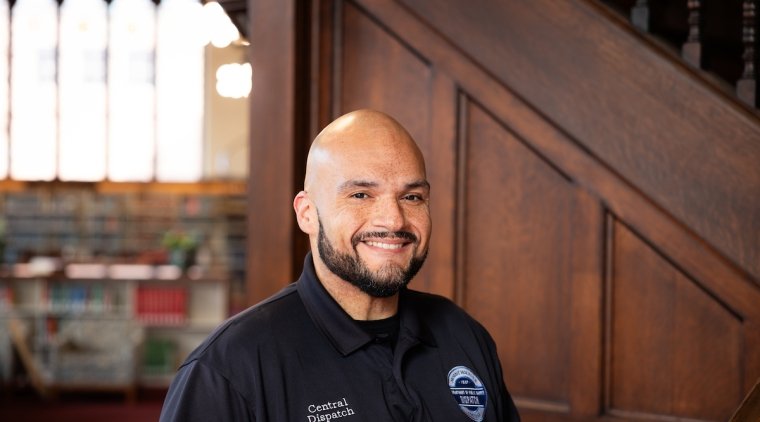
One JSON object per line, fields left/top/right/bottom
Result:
{"left": 406, "top": 180, "right": 431, "bottom": 191}
{"left": 338, "top": 180, "right": 378, "bottom": 192}
{"left": 337, "top": 179, "right": 430, "bottom": 192}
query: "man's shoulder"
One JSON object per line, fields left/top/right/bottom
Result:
{"left": 183, "top": 282, "right": 304, "bottom": 363}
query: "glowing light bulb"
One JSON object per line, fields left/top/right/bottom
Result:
{"left": 215, "top": 62, "right": 251, "bottom": 99}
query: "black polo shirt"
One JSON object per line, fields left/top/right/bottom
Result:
{"left": 160, "top": 253, "right": 520, "bottom": 421}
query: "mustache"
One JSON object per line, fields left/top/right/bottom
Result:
{"left": 352, "top": 231, "right": 418, "bottom": 247}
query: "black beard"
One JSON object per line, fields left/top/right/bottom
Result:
{"left": 316, "top": 218, "right": 426, "bottom": 298}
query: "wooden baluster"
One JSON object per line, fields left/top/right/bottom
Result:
{"left": 631, "top": 0, "right": 650, "bottom": 31}
{"left": 682, "top": 0, "right": 702, "bottom": 67}
{"left": 738, "top": 0, "right": 758, "bottom": 107}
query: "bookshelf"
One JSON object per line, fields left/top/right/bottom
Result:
{"left": 0, "top": 273, "right": 228, "bottom": 395}
{"left": 0, "top": 182, "right": 243, "bottom": 397}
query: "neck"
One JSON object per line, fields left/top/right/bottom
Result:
{"left": 313, "top": 256, "right": 399, "bottom": 321}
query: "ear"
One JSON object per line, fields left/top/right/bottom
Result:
{"left": 294, "top": 191, "right": 318, "bottom": 235}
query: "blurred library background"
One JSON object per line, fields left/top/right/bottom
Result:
{"left": 0, "top": 0, "right": 250, "bottom": 418}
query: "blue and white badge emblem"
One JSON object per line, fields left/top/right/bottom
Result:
{"left": 448, "top": 366, "right": 488, "bottom": 421}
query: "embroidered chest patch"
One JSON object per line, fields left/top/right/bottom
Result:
{"left": 447, "top": 366, "right": 488, "bottom": 421}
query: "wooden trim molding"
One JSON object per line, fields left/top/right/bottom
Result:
{"left": 247, "top": 0, "right": 299, "bottom": 304}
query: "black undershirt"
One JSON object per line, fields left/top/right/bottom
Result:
{"left": 355, "top": 314, "right": 400, "bottom": 348}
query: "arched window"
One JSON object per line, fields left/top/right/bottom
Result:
{"left": 2, "top": 0, "right": 237, "bottom": 183}
{"left": 155, "top": 0, "right": 205, "bottom": 182}
{"left": 108, "top": 0, "right": 157, "bottom": 182}
{"left": 58, "top": 0, "right": 108, "bottom": 181}
{"left": 10, "top": 0, "right": 58, "bottom": 181}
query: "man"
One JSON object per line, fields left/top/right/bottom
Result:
{"left": 160, "top": 110, "right": 520, "bottom": 421}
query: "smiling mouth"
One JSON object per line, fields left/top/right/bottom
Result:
{"left": 364, "top": 241, "right": 406, "bottom": 250}
{"left": 354, "top": 231, "right": 417, "bottom": 251}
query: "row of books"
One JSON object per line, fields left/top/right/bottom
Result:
{"left": 135, "top": 286, "right": 187, "bottom": 326}
{"left": 4, "top": 192, "right": 231, "bottom": 218}
{"left": 1, "top": 283, "right": 189, "bottom": 326}
{"left": 44, "top": 284, "right": 119, "bottom": 313}
{"left": 142, "top": 337, "right": 178, "bottom": 377}
{"left": 1, "top": 188, "right": 246, "bottom": 276}
{"left": 0, "top": 283, "right": 120, "bottom": 314}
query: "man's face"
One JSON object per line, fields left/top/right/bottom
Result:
{"left": 317, "top": 214, "right": 427, "bottom": 297}
{"left": 309, "top": 129, "right": 432, "bottom": 297}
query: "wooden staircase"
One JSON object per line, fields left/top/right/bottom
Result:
{"left": 246, "top": 1, "right": 760, "bottom": 420}
{"left": 602, "top": 0, "right": 759, "bottom": 109}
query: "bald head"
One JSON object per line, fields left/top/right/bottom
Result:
{"left": 304, "top": 109, "right": 425, "bottom": 192}
{"left": 293, "top": 109, "right": 432, "bottom": 306}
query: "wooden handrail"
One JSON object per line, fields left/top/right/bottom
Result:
{"left": 730, "top": 377, "right": 760, "bottom": 422}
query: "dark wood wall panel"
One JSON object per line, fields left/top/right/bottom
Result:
{"left": 397, "top": 0, "right": 760, "bottom": 282}
{"left": 335, "top": 2, "right": 458, "bottom": 298}
{"left": 461, "top": 100, "right": 602, "bottom": 412}
{"left": 340, "top": 2, "right": 431, "bottom": 144}
{"left": 424, "top": 72, "right": 458, "bottom": 298}
{"left": 250, "top": 0, "right": 760, "bottom": 420}
{"left": 462, "top": 101, "right": 569, "bottom": 407}
{"left": 609, "top": 221, "right": 743, "bottom": 421}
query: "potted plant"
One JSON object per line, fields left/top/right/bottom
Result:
{"left": 161, "top": 230, "right": 197, "bottom": 272}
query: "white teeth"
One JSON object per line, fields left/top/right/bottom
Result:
{"left": 365, "top": 241, "right": 403, "bottom": 250}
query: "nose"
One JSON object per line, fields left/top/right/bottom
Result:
{"left": 371, "top": 197, "right": 405, "bottom": 232}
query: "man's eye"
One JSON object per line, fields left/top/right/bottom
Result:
{"left": 351, "top": 193, "right": 369, "bottom": 199}
{"left": 403, "top": 194, "right": 423, "bottom": 202}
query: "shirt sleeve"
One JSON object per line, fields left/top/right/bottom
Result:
{"left": 492, "top": 354, "right": 521, "bottom": 422}
{"left": 474, "top": 321, "right": 521, "bottom": 422}
{"left": 160, "top": 359, "right": 254, "bottom": 422}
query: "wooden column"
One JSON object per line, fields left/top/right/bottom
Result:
{"left": 631, "top": 0, "right": 649, "bottom": 31}
{"left": 247, "top": 0, "right": 299, "bottom": 304}
{"left": 683, "top": 0, "right": 702, "bottom": 67}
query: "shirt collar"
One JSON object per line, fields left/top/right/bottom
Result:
{"left": 398, "top": 289, "right": 437, "bottom": 348}
{"left": 296, "top": 252, "right": 435, "bottom": 356}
